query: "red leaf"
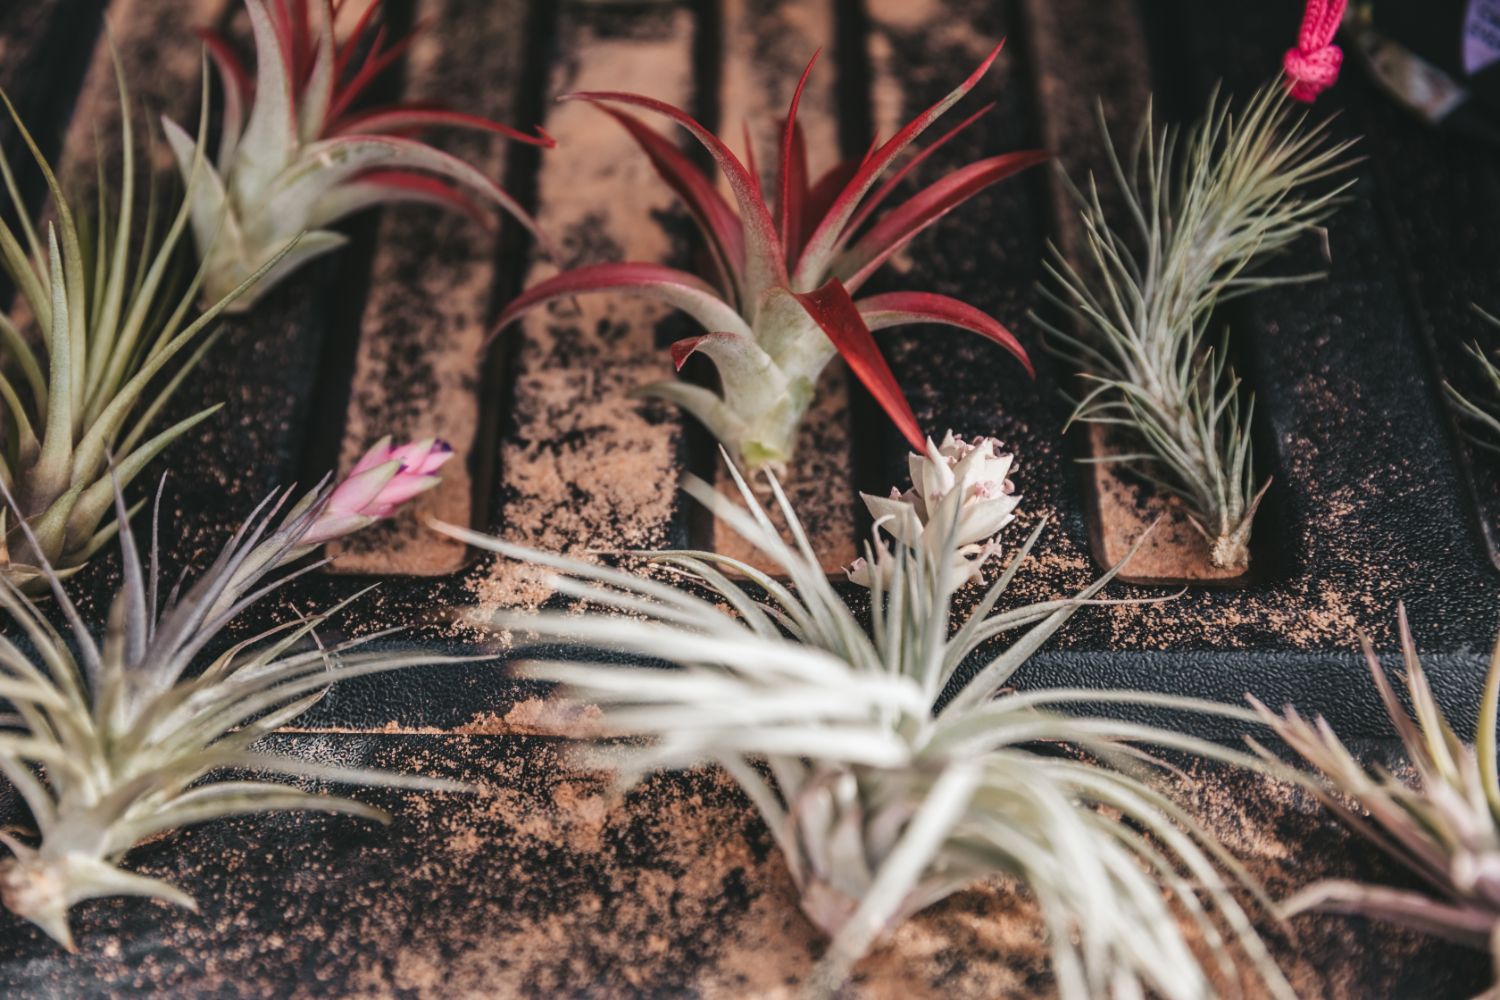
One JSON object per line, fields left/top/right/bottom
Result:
{"left": 194, "top": 28, "right": 253, "bottom": 106}
{"left": 331, "top": 104, "right": 555, "bottom": 146}
{"left": 793, "top": 278, "right": 924, "bottom": 450}
{"left": 489, "top": 262, "right": 749, "bottom": 343}
{"left": 841, "top": 101, "right": 994, "bottom": 244}
{"left": 795, "top": 41, "right": 1004, "bottom": 287}
{"left": 802, "top": 158, "right": 860, "bottom": 249}
{"left": 837, "top": 150, "right": 1048, "bottom": 291}
{"left": 334, "top": 0, "right": 383, "bottom": 81}
{"left": 327, "top": 24, "right": 420, "bottom": 128}
{"left": 562, "top": 90, "right": 787, "bottom": 304}
{"left": 595, "top": 106, "right": 745, "bottom": 298}
{"left": 857, "top": 291, "right": 1034, "bottom": 378}
{"left": 778, "top": 51, "right": 819, "bottom": 264}
{"left": 742, "top": 121, "right": 761, "bottom": 197}
{"left": 354, "top": 169, "right": 492, "bottom": 228}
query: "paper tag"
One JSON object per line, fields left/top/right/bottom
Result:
{"left": 1465, "top": 0, "right": 1500, "bottom": 74}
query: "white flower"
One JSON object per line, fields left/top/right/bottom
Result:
{"left": 847, "top": 432, "right": 1020, "bottom": 588}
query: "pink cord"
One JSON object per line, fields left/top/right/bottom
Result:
{"left": 1283, "top": 0, "right": 1347, "bottom": 102}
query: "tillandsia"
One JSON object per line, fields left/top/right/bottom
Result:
{"left": 1444, "top": 309, "right": 1500, "bottom": 450}
{"left": 491, "top": 47, "right": 1041, "bottom": 475}
{"left": 1250, "top": 608, "right": 1500, "bottom": 994}
{"left": 0, "top": 52, "right": 272, "bottom": 593}
{"left": 438, "top": 435, "right": 1296, "bottom": 998}
{"left": 165, "top": 0, "right": 554, "bottom": 309}
{"left": 1033, "top": 81, "right": 1355, "bottom": 570}
{"left": 0, "top": 438, "right": 457, "bottom": 950}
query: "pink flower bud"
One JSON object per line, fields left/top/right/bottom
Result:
{"left": 300, "top": 437, "right": 454, "bottom": 547}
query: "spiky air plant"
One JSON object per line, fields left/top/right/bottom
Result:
{"left": 1444, "top": 310, "right": 1500, "bottom": 450}
{"left": 491, "top": 47, "right": 1040, "bottom": 475}
{"left": 439, "top": 437, "right": 1295, "bottom": 998}
{"left": 1250, "top": 609, "right": 1500, "bottom": 994}
{"left": 1034, "top": 81, "right": 1355, "bottom": 570}
{"left": 0, "top": 53, "right": 274, "bottom": 593}
{"left": 0, "top": 438, "right": 457, "bottom": 950}
{"left": 164, "top": 0, "right": 553, "bottom": 309}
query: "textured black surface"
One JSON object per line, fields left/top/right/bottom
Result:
{"left": 0, "top": 736, "right": 1488, "bottom": 998}
{"left": 2, "top": 0, "right": 1500, "bottom": 993}
{"left": 1, "top": 0, "right": 1489, "bottom": 740}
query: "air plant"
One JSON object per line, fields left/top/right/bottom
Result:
{"left": 1034, "top": 81, "right": 1355, "bottom": 570}
{"left": 1444, "top": 310, "right": 1500, "bottom": 450}
{"left": 0, "top": 53, "right": 270, "bottom": 593}
{"left": 0, "top": 438, "right": 457, "bottom": 950}
{"left": 1250, "top": 609, "right": 1500, "bottom": 992}
{"left": 439, "top": 436, "right": 1295, "bottom": 998}
{"left": 164, "top": 0, "right": 553, "bottom": 309}
{"left": 491, "top": 47, "right": 1041, "bottom": 475}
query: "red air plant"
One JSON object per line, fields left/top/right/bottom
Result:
{"left": 164, "top": 0, "right": 554, "bottom": 309}
{"left": 492, "top": 45, "right": 1043, "bottom": 474}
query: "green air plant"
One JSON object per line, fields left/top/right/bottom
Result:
{"left": 0, "top": 446, "right": 462, "bottom": 951}
{"left": 1034, "top": 81, "right": 1355, "bottom": 570}
{"left": 439, "top": 436, "right": 1296, "bottom": 998}
{"left": 1444, "top": 309, "right": 1500, "bottom": 450}
{"left": 1250, "top": 608, "right": 1500, "bottom": 992}
{"left": 490, "top": 47, "right": 1040, "bottom": 475}
{"left": 0, "top": 54, "right": 268, "bottom": 592}
{"left": 165, "top": 0, "right": 553, "bottom": 310}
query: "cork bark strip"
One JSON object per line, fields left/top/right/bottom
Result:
{"left": 1021, "top": 0, "right": 1238, "bottom": 584}
{"left": 328, "top": 0, "right": 529, "bottom": 575}
{"left": 710, "top": 0, "right": 859, "bottom": 576}
{"left": 462, "top": 4, "right": 693, "bottom": 613}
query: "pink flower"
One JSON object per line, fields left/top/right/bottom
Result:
{"left": 300, "top": 437, "right": 454, "bottom": 547}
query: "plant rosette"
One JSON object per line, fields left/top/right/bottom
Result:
{"left": 492, "top": 47, "right": 1040, "bottom": 475}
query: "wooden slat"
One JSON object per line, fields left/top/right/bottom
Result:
{"left": 328, "top": 0, "right": 532, "bottom": 575}
{"left": 461, "top": 2, "right": 695, "bottom": 612}
{"left": 709, "top": 0, "right": 858, "bottom": 576}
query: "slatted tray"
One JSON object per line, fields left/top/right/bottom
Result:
{"left": 0, "top": 0, "right": 1496, "bottom": 995}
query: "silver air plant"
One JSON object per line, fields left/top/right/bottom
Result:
{"left": 0, "top": 56, "right": 271, "bottom": 592}
{"left": 0, "top": 452, "right": 462, "bottom": 951}
{"left": 1251, "top": 608, "right": 1500, "bottom": 994}
{"left": 1444, "top": 309, "right": 1500, "bottom": 450}
{"left": 1034, "top": 81, "right": 1355, "bottom": 570}
{"left": 440, "top": 434, "right": 1296, "bottom": 998}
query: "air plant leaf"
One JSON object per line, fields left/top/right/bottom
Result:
{"left": 1250, "top": 607, "right": 1500, "bottom": 992}
{"left": 440, "top": 435, "right": 1295, "bottom": 998}
{"left": 0, "top": 437, "right": 461, "bottom": 951}
{"left": 1034, "top": 81, "right": 1355, "bottom": 570}
{"left": 1444, "top": 309, "right": 1500, "bottom": 453}
{"left": 491, "top": 49, "right": 1041, "bottom": 475}
{"left": 0, "top": 48, "right": 273, "bottom": 593}
{"left": 166, "top": 0, "right": 555, "bottom": 310}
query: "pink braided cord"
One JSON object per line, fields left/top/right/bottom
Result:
{"left": 1284, "top": 0, "right": 1347, "bottom": 102}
